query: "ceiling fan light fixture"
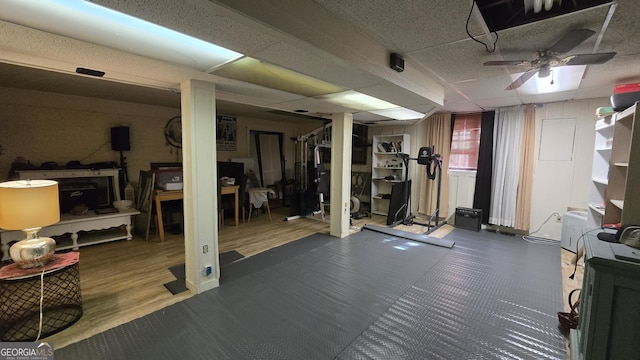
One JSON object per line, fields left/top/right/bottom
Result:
{"left": 511, "top": 65, "right": 586, "bottom": 95}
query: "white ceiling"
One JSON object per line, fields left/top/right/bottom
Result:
{"left": 0, "top": 0, "right": 639, "bottom": 125}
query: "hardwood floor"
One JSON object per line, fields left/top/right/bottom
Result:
{"left": 39, "top": 206, "right": 581, "bottom": 356}
{"left": 43, "top": 205, "right": 388, "bottom": 348}
{"left": 561, "top": 247, "right": 584, "bottom": 360}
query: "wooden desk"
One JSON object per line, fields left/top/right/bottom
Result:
{"left": 154, "top": 185, "right": 239, "bottom": 242}
{"left": 221, "top": 185, "right": 240, "bottom": 228}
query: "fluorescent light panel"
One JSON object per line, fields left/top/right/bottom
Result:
{"left": 0, "top": 0, "right": 243, "bottom": 72}
{"left": 320, "top": 90, "right": 398, "bottom": 111}
{"left": 370, "top": 107, "right": 425, "bottom": 120}
{"left": 512, "top": 65, "right": 586, "bottom": 95}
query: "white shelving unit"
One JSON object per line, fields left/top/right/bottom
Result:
{"left": 587, "top": 116, "right": 614, "bottom": 229}
{"left": 371, "top": 134, "right": 410, "bottom": 216}
{"left": 588, "top": 102, "right": 640, "bottom": 229}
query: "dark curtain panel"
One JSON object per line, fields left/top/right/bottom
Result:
{"left": 473, "top": 111, "right": 495, "bottom": 224}
{"left": 450, "top": 113, "right": 456, "bottom": 144}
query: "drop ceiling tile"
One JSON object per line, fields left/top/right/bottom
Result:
{"left": 355, "top": 83, "right": 440, "bottom": 108}
{"left": 214, "top": 81, "right": 305, "bottom": 106}
{"left": 453, "top": 76, "right": 517, "bottom": 100}
{"left": 574, "top": 86, "right": 614, "bottom": 101}
{"left": 251, "top": 41, "right": 377, "bottom": 89}
{"left": 519, "top": 90, "right": 579, "bottom": 104}
{"left": 474, "top": 96, "right": 524, "bottom": 109}
{"left": 442, "top": 101, "right": 485, "bottom": 113}
{"left": 313, "top": 0, "right": 485, "bottom": 52}
{"left": 352, "top": 112, "right": 389, "bottom": 121}
{"left": 272, "top": 97, "right": 359, "bottom": 114}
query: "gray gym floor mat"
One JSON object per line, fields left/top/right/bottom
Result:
{"left": 54, "top": 228, "right": 566, "bottom": 359}
{"left": 337, "top": 229, "right": 566, "bottom": 359}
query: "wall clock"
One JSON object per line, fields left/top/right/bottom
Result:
{"left": 164, "top": 116, "right": 182, "bottom": 148}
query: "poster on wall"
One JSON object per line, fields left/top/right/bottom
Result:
{"left": 216, "top": 115, "right": 237, "bottom": 151}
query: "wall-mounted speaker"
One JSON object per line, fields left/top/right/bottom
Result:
{"left": 390, "top": 52, "right": 404, "bottom": 72}
{"left": 110, "top": 126, "right": 130, "bottom": 151}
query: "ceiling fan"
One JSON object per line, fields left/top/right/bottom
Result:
{"left": 484, "top": 29, "right": 616, "bottom": 90}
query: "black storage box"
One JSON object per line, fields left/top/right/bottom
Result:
{"left": 455, "top": 207, "right": 482, "bottom": 231}
{"left": 59, "top": 181, "right": 99, "bottom": 213}
{"left": 610, "top": 91, "right": 640, "bottom": 111}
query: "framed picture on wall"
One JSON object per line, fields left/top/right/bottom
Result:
{"left": 216, "top": 114, "right": 237, "bottom": 151}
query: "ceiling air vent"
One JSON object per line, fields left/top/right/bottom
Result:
{"left": 76, "top": 67, "right": 105, "bottom": 77}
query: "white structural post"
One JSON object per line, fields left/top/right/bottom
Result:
{"left": 330, "top": 113, "right": 353, "bottom": 238}
{"left": 181, "top": 79, "right": 220, "bottom": 293}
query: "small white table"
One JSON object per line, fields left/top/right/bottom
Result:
{"left": 1, "top": 208, "right": 140, "bottom": 261}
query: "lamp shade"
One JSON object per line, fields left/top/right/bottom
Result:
{"left": 0, "top": 180, "right": 60, "bottom": 230}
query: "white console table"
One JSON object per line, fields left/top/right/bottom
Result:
{"left": 15, "top": 168, "right": 121, "bottom": 201}
{"left": 1, "top": 208, "right": 139, "bottom": 261}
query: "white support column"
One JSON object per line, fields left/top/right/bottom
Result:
{"left": 180, "top": 79, "right": 219, "bottom": 293}
{"left": 330, "top": 113, "right": 353, "bottom": 238}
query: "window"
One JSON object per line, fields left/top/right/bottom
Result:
{"left": 450, "top": 113, "right": 482, "bottom": 170}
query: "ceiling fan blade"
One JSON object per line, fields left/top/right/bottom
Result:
{"left": 549, "top": 29, "right": 595, "bottom": 54}
{"left": 505, "top": 69, "right": 537, "bottom": 90}
{"left": 484, "top": 60, "right": 530, "bottom": 66}
{"left": 562, "top": 52, "right": 617, "bottom": 65}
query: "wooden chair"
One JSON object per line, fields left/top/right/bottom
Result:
{"left": 247, "top": 187, "right": 275, "bottom": 222}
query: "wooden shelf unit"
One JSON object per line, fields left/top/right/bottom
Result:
{"left": 370, "top": 134, "right": 410, "bottom": 216}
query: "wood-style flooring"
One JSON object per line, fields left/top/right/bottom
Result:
{"left": 43, "top": 205, "right": 387, "bottom": 348}
{"left": 40, "top": 205, "right": 582, "bottom": 359}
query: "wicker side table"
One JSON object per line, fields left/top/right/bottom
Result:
{"left": 0, "top": 253, "right": 82, "bottom": 341}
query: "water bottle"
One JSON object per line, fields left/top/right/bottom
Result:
{"left": 124, "top": 182, "right": 135, "bottom": 202}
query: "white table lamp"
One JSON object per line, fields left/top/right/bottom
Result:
{"left": 0, "top": 180, "right": 60, "bottom": 268}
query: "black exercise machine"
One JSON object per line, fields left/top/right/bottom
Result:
{"left": 388, "top": 146, "right": 444, "bottom": 232}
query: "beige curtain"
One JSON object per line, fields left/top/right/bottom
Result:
{"left": 515, "top": 104, "right": 535, "bottom": 231}
{"left": 418, "top": 112, "right": 451, "bottom": 221}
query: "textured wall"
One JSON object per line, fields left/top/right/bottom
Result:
{"left": 0, "top": 87, "right": 320, "bottom": 189}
